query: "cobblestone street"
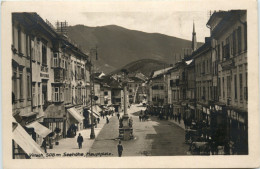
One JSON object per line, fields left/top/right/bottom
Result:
{"left": 89, "top": 104, "right": 189, "bottom": 156}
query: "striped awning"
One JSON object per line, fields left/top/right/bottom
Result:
{"left": 68, "top": 107, "right": 84, "bottom": 123}
{"left": 13, "top": 118, "right": 45, "bottom": 158}
{"left": 26, "top": 121, "right": 52, "bottom": 138}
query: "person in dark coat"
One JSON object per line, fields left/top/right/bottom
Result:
{"left": 117, "top": 113, "right": 120, "bottom": 120}
{"left": 77, "top": 133, "right": 83, "bottom": 149}
{"left": 117, "top": 140, "right": 123, "bottom": 157}
{"left": 41, "top": 138, "right": 47, "bottom": 153}
{"left": 97, "top": 117, "right": 100, "bottom": 124}
{"left": 106, "top": 116, "right": 109, "bottom": 124}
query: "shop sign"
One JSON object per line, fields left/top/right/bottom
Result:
{"left": 40, "top": 73, "right": 49, "bottom": 78}
{"left": 44, "top": 118, "right": 63, "bottom": 123}
{"left": 215, "top": 105, "right": 222, "bottom": 111}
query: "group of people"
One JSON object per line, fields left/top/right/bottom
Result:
{"left": 139, "top": 110, "right": 149, "bottom": 122}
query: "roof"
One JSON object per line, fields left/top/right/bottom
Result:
{"left": 152, "top": 67, "right": 173, "bottom": 78}
{"left": 191, "top": 40, "right": 211, "bottom": 58}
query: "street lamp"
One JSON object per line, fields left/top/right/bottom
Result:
{"left": 89, "top": 46, "right": 98, "bottom": 139}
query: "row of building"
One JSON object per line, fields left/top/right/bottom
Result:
{"left": 11, "top": 12, "right": 146, "bottom": 158}
{"left": 147, "top": 10, "right": 248, "bottom": 155}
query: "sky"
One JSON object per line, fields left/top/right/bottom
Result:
{"left": 37, "top": 11, "right": 210, "bottom": 42}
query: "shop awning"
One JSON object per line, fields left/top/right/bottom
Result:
{"left": 68, "top": 108, "right": 84, "bottom": 122}
{"left": 19, "top": 111, "right": 38, "bottom": 117}
{"left": 26, "top": 121, "right": 52, "bottom": 138}
{"left": 13, "top": 119, "right": 45, "bottom": 158}
{"left": 92, "top": 105, "right": 102, "bottom": 114}
{"left": 88, "top": 110, "right": 100, "bottom": 118}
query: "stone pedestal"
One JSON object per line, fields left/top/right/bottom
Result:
{"left": 119, "top": 115, "right": 133, "bottom": 140}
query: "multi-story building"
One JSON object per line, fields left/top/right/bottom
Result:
{"left": 207, "top": 10, "right": 248, "bottom": 154}
{"left": 148, "top": 67, "right": 171, "bottom": 107}
{"left": 127, "top": 76, "right": 144, "bottom": 104}
{"left": 193, "top": 38, "right": 212, "bottom": 125}
{"left": 12, "top": 13, "right": 91, "bottom": 158}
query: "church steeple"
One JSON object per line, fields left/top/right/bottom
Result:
{"left": 192, "top": 21, "right": 197, "bottom": 52}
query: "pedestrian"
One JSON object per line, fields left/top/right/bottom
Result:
{"left": 97, "top": 117, "right": 100, "bottom": 124}
{"left": 139, "top": 110, "right": 143, "bottom": 122}
{"left": 41, "top": 138, "right": 47, "bottom": 153}
{"left": 117, "top": 113, "right": 120, "bottom": 120}
{"left": 106, "top": 116, "right": 109, "bottom": 124}
{"left": 77, "top": 133, "right": 83, "bottom": 149}
{"left": 117, "top": 140, "right": 123, "bottom": 157}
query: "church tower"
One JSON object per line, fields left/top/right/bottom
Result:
{"left": 192, "top": 22, "right": 197, "bottom": 52}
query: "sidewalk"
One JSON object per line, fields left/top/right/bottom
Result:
{"left": 46, "top": 114, "right": 113, "bottom": 157}
{"left": 168, "top": 119, "right": 185, "bottom": 130}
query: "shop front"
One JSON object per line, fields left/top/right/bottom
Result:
{"left": 12, "top": 118, "right": 45, "bottom": 159}
{"left": 227, "top": 108, "right": 248, "bottom": 155}
{"left": 210, "top": 103, "right": 228, "bottom": 154}
{"left": 67, "top": 107, "right": 85, "bottom": 137}
{"left": 44, "top": 103, "right": 66, "bottom": 140}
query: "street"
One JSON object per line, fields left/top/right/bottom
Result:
{"left": 45, "top": 104, "right": 189, "bottom": 157}
{"left": 89, "top": 104, "right": 189, "bottom": 156}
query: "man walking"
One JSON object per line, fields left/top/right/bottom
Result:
{"left": 77, "top": 133, "right": 83, "bottom": 149}
{"left": 117, "top": 113, "right": 120, "bottom": 120}
{"left": 41, "top": 138, "right": 47, "bottom": 153}
{"left": 117, "top": 140, "right": 123, "bottom": 157}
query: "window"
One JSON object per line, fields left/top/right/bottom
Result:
{"left": 19, "top": 70, "right": 23, "bottom": 99}
{"left": 104, "top": 91, "right": 108, "bottom": 96}
{"left": 216, "top": 44, "right": 220, "bottom": 60}
{"left": 38, "top": 83, "right": 41, "bottom": 106}
{"left": 160, "top": 85, "right": 164, "bottom": 90}
{"left": 13, "top": 68, "right": 17, "bottom": 101}
{"left": 222, "top": 77, "right": 225, "bottom": 98}
{"left": 54, "top": 87, "right": 59, "bottom": 102}
{"left": 26, "top": 35, "right": 29, "bottom": 56}
{"left": 237, "top": 26, "right": 242, "bottom": 54}
{"left": 31, "top": 39, "right": 35, "bottom": 60}
{"left": 233, "top": 30, "right": 237, "bottom": 55}
{"left": 202, "top": 87, "right": 206, "bottom": 100}
{"left": 234, "top": 75, "right": 237, "bottom": 100}
{"left": 18, "top": 28, "right": 21, "bottom": 53}
{"left": 244, "top": 22, "right": 247, "bottom": 51}
{"left": 221, "top": 42, "right": 224, "bottom": 60}
{"left": 53, "top": 53, "right": 58, "bottom": 67}
{"left": 42, "top": 43, "right": 47, "bottom": 66}
{"left": 32, "top": 83, "right": 36, "bottom": 107}
{"left": 239, "top": 73, "right": 243, "bottom": 100}
{"left": 27, "top": 73, "right": 30, "bottom": 98}
{"left": 227, "top": 76, "right": 231, "bottom": 98}
{"left": 245, "top": 72, "right": 248, "bottom": 100}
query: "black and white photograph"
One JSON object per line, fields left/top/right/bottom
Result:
{"left": 2, "top": 0, "right": 260, "bottom": 168}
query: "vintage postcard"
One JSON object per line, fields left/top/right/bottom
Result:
{"left": 1, "top": 0, "right": 259, "bottom": 168}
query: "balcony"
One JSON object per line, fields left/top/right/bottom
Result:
{"left": 54, "top": 69, "right": 64, "bottom": 83}
{"left": 41, "top": 65, "right": 48, "bottom": 73}
{"left": 221, "top": 58, "right": 234, "bottom": 70}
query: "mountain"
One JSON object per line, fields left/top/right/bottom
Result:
{"left": 110, "top": 59, "right": 170, "bottom": 77}
{"left": 67, "top": 25, "right": 203, "bottom": 73}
